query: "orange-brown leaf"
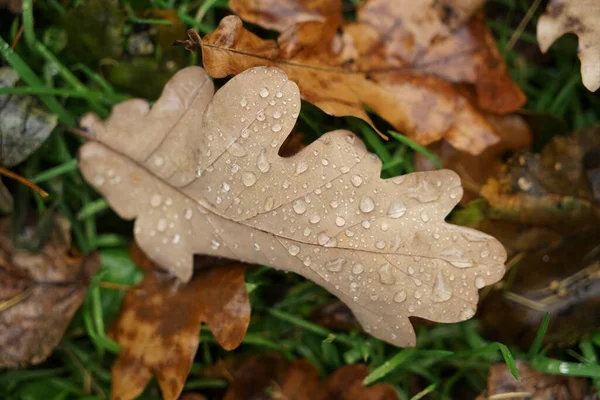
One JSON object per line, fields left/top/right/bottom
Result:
{"left": 199, "top": 0, "right": 526, "bottom": 155}
{"left": 110, "top": 249, "right": 250, "bottom": 400}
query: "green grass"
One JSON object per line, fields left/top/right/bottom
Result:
{"left": 1, "top": 0, "right": 599, "bottom": 399}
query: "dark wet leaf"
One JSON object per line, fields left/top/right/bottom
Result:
{"left": 0, "top": 216, "right": 100, "bottom": 368}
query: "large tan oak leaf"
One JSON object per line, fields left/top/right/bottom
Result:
{"left": 78, "top": 66, "right": 506, "bottom": 347}
{"left": 537, "top": 0, "right": 600, "bottom": 92}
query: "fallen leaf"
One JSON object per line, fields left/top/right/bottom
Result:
{"left": 0, "top": 0, "right": 21, "bottom": 13}
{"left": 452, "top": 125, "right": 600, "bottom": 347}
{"left": 196, "top": 0, "right": 526, "bottom": 155}
{"left": 110, "top": 245, "right": 250, "bottom": 400}
{"left": 476, "top": 361, "right": 596, "bottom": 400}
{"left": 537, "top": 0, "right": 600, "bottom": 91}
{"left": 310, "top": 300, "right": 361, "bottom": 332}
{"left": 0, "top": 67, "right": 57, "bottom": 168}
{"left": 78, "top": 66, "right": 507, "bottom": 347}
{"left": 210, "top": 353, "right": 398, "bottom": 400}
{"left": 0, "top": 216, "right": 100, "bottom": 368}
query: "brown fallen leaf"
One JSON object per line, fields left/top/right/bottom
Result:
{"left": 0, "top": 216, "right": 100, "bottom": 368}
{"left": 110, "top": 245, "right": 250, "bottom": 400}
{"left": 537, "top": 0, "right": 600, "bottom": 92}
{"left": 78, "top": 66, "right": 506, "bottom": 347}
{"left": 0, "top": 0, "right": 21, "bottom": 13}
{"left": 210, "top": 353, "right": 398, "bottom": 400}
{"left": 195, "top": 0, "right": 526, "bottom": 155}
{"left": 452, "top": 125, "right": 600, "bottom": 347}
{"left": 476, "top": 362, "right": 597, "bottom": 400}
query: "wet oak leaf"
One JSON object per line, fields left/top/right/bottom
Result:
{"left": 79, "top": 66, "right": 506, "bottom": 347}
{"left": 537, "top": 0, "right": 600, "bottom": 92}
{"left": 199, "top": 0, "right": 525, "bottom": 155}
{"left": 110, "top": 248, "right": 250, "bottom": 400}
{"left": 0, "top": 216, "right": 100, "bottom": 368}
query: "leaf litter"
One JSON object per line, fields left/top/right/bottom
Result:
{"left": 78, "top": 65, "right": 507, "bottom": 348}
{"left": 191, "top": 0, "right": 526, "bottom": 155}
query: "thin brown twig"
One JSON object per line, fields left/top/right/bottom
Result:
{"left": 0, "top": 167, "right": 48, "bottom": 198}
{"left": 11, "top": 24, "right": 24, "bottom": 49}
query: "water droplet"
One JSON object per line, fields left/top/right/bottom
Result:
{"left": 394, "top": 290, "right": 407, "bottom": 303}
{"left": 359, "top": 197, "right": 375, "bottom": 213}
{"left": 165, "top": 198, "right": 172, "bottom": 206}
{"left": 264, "top": 196, "right": 275, "bottom": 211}
{"left": 273, "top": 110, "right": 282, "bottom": 119}
{"left": 335, "top": 217, "right": 346, "bottom": 227}
{"left": 450, "top": 260, "right": 474, "bottom": 268}
{"left": 432, "top": 272, "right": 452, "bottom": 302}
{"left": 378, "top": 263, "right": 396, "bottom": 284}
{"left": 352, "top": 263, "right": 364, "bottom": 274}
{"left": 480, "top": 249, "right": 490, "bottom": 258}
{"left": 350, "top": 282, "right": 359, "bottom": 291}
{"left": 420, "top": 212, "right": 430, "bottom": 222}
{"left": 150, "top": 194, "right": 163, "bottom": 207}
{"left": 153, "top": 155, "right": 164, "bottom": 167}
{"left": 303, "top": 256, "right": 312, "bottom": 266}
{"left": 414, "top": 290, "right": 422, "bottom": 299}
{"left": 351, "top": 175, "right": 363, "bottom": 187}
{"left": 240, "top": 97, "right": 248, "bottom": 107}
{"left": 256, "top": 111, "right": 266, "bottom": 121}
{"left": 183, "top": 208, "right": 193, "bottom": 220}
{"left": 241, "top": 128, "right": 250, "bottom": 138}
{"left": 172, "top": 234, "right": 181, "bottom": 244}
{"left": 276, "top": 91, "right": 283, "bottom": 98}
{"left": 254, "top": 243, "right": 261, "bottom": 250}
{"left": 381, "top": 222, "right": 389, "bottom": 231}
{"left": 292, "top": 200, "right": 307, "bottom": 214}
{"left": 326, "top": 258, "right": 344, "bottom": 272}
{"left": 459, "top": 307, "right": 475, "bottom": 320}
{"left": 259, "top": 87, "right": 269, "bottom": 98}
{"left": 93, "top": 176, "right": 105, "bottom": 186}
{"left": 211, "top": 239, "right": 221, "bottom": 250}
{"left": 310, "top": 214, "right": 321, "bottom": 224}
{"left": 257, "top": 148, "right": 270, "bottom": 172}
{"left": 317, "top": 232, "right": 331, "bottom": 246}
{"left": 272, "top": 123, "right": 282, "bottom": 132}
{"left": 408, "top": 266, "right": 415, "bottom": 275}
{"left": 242, "top": 172, "right": 257, "bottom": 187}
{"left": 288, "top": 245, "right": 300, "bottom": 256}
{"left": 321, "top": 159, "right": 329, "bottom": 166}
{"left": 388, "top": 201, "right": 407, "bottom": 218}
{"left": 157, "top": 219, "right": 168, "bottom": 232}
{"left": 475, "top": 277, "right": 486, "bottom": 289}
{"left": 228, "top": 142, "right": 247, "bottom": 157}
{"left": 330, "top": 201, "right": 339, "bottom": 209}
{"left": 295, "top": 161, "right": 308, "bottom": 175}
{"left": 375, "top": 241, "right": 386, "bottom": 250}
{"left": 361, "top": 220, "right": 371, "bottom": 229}
{"left": 222, "top": 182, "right": 231, "bottom": 192}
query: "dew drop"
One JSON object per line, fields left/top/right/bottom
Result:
{"left": 257, "top": 148, "right": 270, "bottom": 173}
{"left": 228, "top": 142, "right": 247, "bottom": 157}
{"left": 351, "top": 175, "right": 363, "bottom": 187}
{"left": 350, "top": 282, "right": 359, "bottom": 291}
{"left": 352, "top": 263, "right": 364, "bottom": 274}
{"left": 330, "top": 201, "right": 339, "bottom": 209}
{"left": 388, "top": 201, "right": 407, "bottom": 218}
{"left": 259, "top": 87, "right": 269, "bottom": 98}
{"left": 295, "top": 161, "right": 308, "bottom": 175}
{"left": 288, "top": 245, "right": 300, "bottom": 256}
{"left": 256, "top": 111, "right": 266, "bottom": 121}
{"left": 310, "top": 214, "right": 321, "bottom": 224}
{"left": 153, "top": 155, "right": 164, "bottom": 167}
{"left": 183, "top": 208, "right": 193, "bottom": 220}
{"left": 303, "top": 256, "right": 312, "bottom": 266}
{"left": 242, "top": 172, "right": 257, "bottom": 187}
{"left": 359, "top": 196, "right": 375, "bottom": 213}
{"left": 361, "top": 220, "right": 371, "bottom": 229}
{"left": 420, "top": 212, "right": 430, "bottom": 222}
{"left": 408, "top": 266, "right": 415, "bottom": 275}
{"left": 93, "top": 176, "right": 105, "bottom": 186}
{"left": 292, "top": 200, "right": 307, "bottom": 214}
{"left": 273, "top": 110, "right": 282, "bottom": 119}
{"left": 378, "top": 262, "right": 396, "bottom": 284}
{"left": 414, "top": 290, "right": 422, "bottom": 299}
{"left": 335, "top": 217, "right": 346, "bottom": 227}
{"left": 326, "top": 258, "right": 345, "bottom": 272}
{"left": 432, "top": 272, "right": 452, "bottom": 302}
{"left": 480, "top": 249, "right": 490, "bottom": 258}
{"left": 157, "top": 219, "right": 168, "bottom": 232}
{"left": 276, "top": 91, "right": 283, "bottom": 98}
{"left": 317, "top": 232, "right": 331, "bottom": 246}
{"left": 211, "top": 239, "right": 221, "bottom": 250}
{"left": 150, "top": 194, "right": 163, "bottom": 207}
{"left": 394, "top": 290, "right": 407, "bottom": 303}
{"left": 254, "top": 243, "right": 260, "bottom": 250}
{"left": 459, "top": 307, "right": 475, "bottom": 320}
{"left": 321, "top": 159, "right": 329, "bottom": 166}
{"left": 264, "top": 196, "right": 275, "bottom": 211}
{"left": 475, "top": 277, "right": 486, "bottom": 289}
{"left": 272, "top": 123, "right": 282, "bottom": 133}
{"left": 381, "top": 222, "right": 389, "bottom": 231}
{"left": 240, "top": 97, "right": 248, "bottom": 107}
{"left": 172, "top": 234, "right": 181, "bottom": 244}
{"left": 222, "top": 182, "right": 231, "bottom": 192}
{"left": 375, "top": 241, "right": 386, "bottom": 250}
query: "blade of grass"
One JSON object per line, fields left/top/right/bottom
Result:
{"left": 388, "top": 131, "right": 442, "bottom": 169}
{"left": 363, "top": 348, "right": 417, "bottom": 385}
{"left": 527, "top": 313, "right": 551, "bottom": 358}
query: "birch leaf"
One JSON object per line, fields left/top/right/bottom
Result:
{"left": 78, "top": 66, "right": 506, "bottom": 347}
{"left": 537, "top": 0, "right": 600, "bottom": 92}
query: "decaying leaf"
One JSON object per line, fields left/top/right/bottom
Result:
{"left": 0, "top": 216, "right": 100, "bottom": 368}
{"left": 454, "top": 125, "right": 600, "bottom": 347}
{"left": 110, "top": 245, "right": 250, "bottom": 400}
{"left": 202, "top": 353, "right": 398, "bottom": 400}
{"left": 196, "top": 0, "right": 526, "bottom": 155}
{"left": 0, "top": 67, "right": 57, "bottom": 168}
{"left": 78, "top": 66, "right": 507, "bottom": 347}
{"left": 0, "top": 0, "right": 21, "bottom": 13}
{"left": 537, "top": 0, "right": 600, "bottom": 92}
{"left": 476, "top": 362, "right": 597, "bottom": 400}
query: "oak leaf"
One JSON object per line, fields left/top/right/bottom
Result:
{"left": 78, "top": 65, "right": 506, "bottom": 347}
{"left": 110, "top": 245, "right": 250, "bottom": 400}
{"left": 537, "top": 0, "right": 600, "bottom": 92}
{"left": 198, "top": 0, "right": 526, "bottom": 155}
{"left": 0, "top": 216, "right": 100, "bottom": 368}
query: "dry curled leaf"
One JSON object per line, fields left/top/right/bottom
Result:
{"left": 0, "top": 216, "right": 100, "bottom": 368}
{"left": 476, "top": 362, "right": 597, "bottom": 400}
{"left": 78, "top": 66, "right": 506, "bottom": 347}
{"left": 110, "top": 245, "right": 250, "bottom": 400}
{"left": 538, "top": 0, "right": 600, "bottom": 92}
{"left": 197, "top": 0, "right": 525, "bottom": 155}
